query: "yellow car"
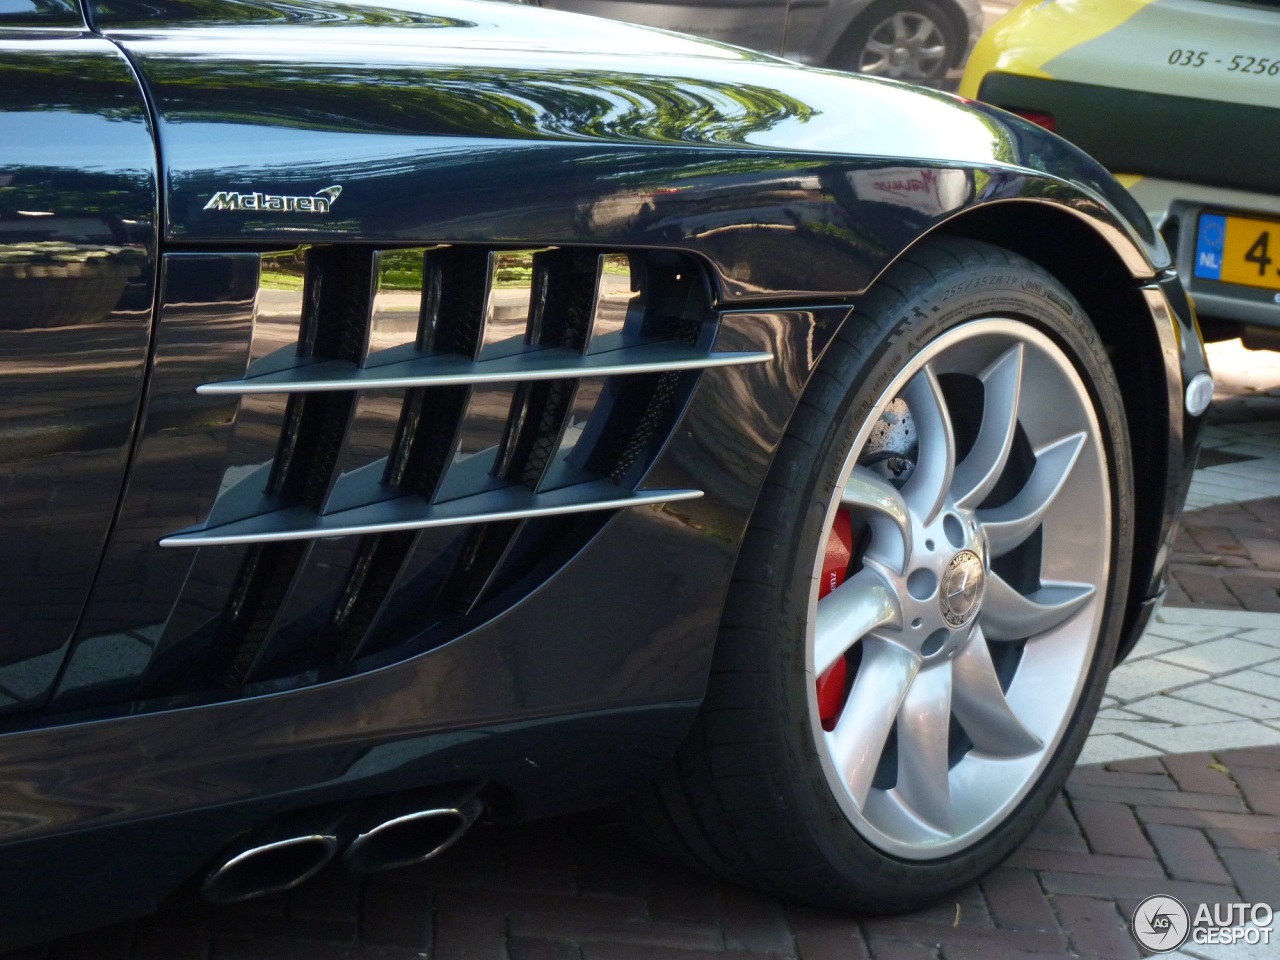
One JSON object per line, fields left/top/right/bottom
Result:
{"left": 962, "top": 0, "right": 1280, "bottom": 347}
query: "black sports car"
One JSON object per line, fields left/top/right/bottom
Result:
{"left": 0, "top": 0, "right": 1207, "bottom": 947}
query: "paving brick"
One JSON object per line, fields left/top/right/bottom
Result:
{"left": 1161, "top": 754, "right": 1242, "bottom": 797}
{"left": 646, "top": 865, "right": 721, "bottom": 926}
{"left": 1232, "top": 764, "right": 1280, "bottom": 816}
{"left": 509, "top": 938, "right": 581, "bottom": 960}
{"left": 1067, "top": 768, "right": 1175, "bottom": 791}
{"left": 861, "top": 939, "right": 939, "bottom": 960}
{"left": 439, "top": 890, "right": 646, "bottom": 926}
{"left": 1173, "top": 684, "right": 1280, "bottom": 720}
{"left": 581, "top": 948, "right": 782, "bottom": 960}
{"left": 1216, "top": 847, "right": 1280, "bottom": 903}
{"left": 432, "top": 906, "right": 506, "bottom": 960}
{"left": 1106, "top": 757, "right": 1167, "bottom": 775}
{"left": 978, "top": 871, "right": 1056, "bottom": 933}
{"left": 1168, "top": 569, "right": 1243, "bottom": 608}
{"left": 1077, "top": 735, "right": 1162, "bottom": 766}
{"left": 718, "top": 885, "right": 795, "bottom": 954}
{"left": 1051, "top": 895, "right": 1140, "bottom": 960}
{"left": 1158, "top": 638, "right": 1279, "bottom": 674}
{"left": 1206, "top": 827, "right": 1280, "bottom": 855}
{"left": 1145, "top": 824, "right": 1232, "bottom": 884}
{"left": 1104, "top": 661, "right": 1210, "bottom": 701}
{"left": 889, "top": 888, "right": 990, "bottom": 932}
{"left": 131, "top": 926, "right": 210, "bottom": 960}
{"left": 580, "top": 949, "right": 782, "bottom": 960}
{"left": 1135, "top": 806, "right": 1280, "bottom": 835}
{"left": 511, "top": 916, "right": 722, "bottom": 952}
{"left": 785, "top": 907, "right": 869, "bottom": 960}
{"left": 1219, "top": 746, "right": 1280, "bottom": 770}
{"left": 1037, "top": 871, "right": 1237, "bottom": 906}
{"left": 1004, "top": 849, "right": 1163, "bottom": 879}
{"left": 1065, "top": 784, "right": 1245, "bottom": 813}
{"left": 940, "top": 948, "right": 1064, "bottom": 960}
{"left": 860, "top": 920, "right": 1061, "bottom": 955}
{"left": 1126, "top": 696, "right": 1242, "bottom": 726}
{"left": 289, "top": 871, "right": 360, "bottom": 924}
{"left": 360, "top": 882, "right": 429, "bottom": 949}
{"left": 1068, "top": 800, "right": 1155, "bottom": 859}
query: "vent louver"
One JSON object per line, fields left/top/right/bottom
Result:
{"left": 157, "top": 244, "right": 769, "bottom": 689}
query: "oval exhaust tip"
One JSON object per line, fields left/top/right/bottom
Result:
{"left": 203, "top": 833, "right": 339, "bottom": 904}
{"left": 344, "top": 802, "right": 479, "bottom": 874}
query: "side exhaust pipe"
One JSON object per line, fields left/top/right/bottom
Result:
{"left": 203, "top": 824, "right": 340, "bottom": 904}
{"left": 344, "top": 796, "right": 483, "bottom": 873}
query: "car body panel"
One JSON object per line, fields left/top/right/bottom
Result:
{"left": 963, "top": 0, "right": 1280, "bottom": 331}
{"left": 0, "top": 36, "right": 158, "bottom": 714}
{"left": 0, "top": 0, "right": 1205, "bottom": 947}
{"left": 92, "top": 0, "right": 1167, "bottom": 282}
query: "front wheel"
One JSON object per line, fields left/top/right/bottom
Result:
{"left": 635, "top": 237, "right": 1134, "bottom": 910}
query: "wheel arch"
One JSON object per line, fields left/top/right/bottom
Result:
{"left": 915, "top": 200, "right": 1169, "bottom": 664}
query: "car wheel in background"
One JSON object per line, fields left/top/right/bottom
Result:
{"left": 834, "top": 0, "right": 959, "bottom": 85}
{"left": 633, "top": 238, "right": 1134, "bottom": 909}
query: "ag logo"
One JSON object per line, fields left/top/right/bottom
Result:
{"left": 1132, "top": 895, "right": 1191, "bottom": 952}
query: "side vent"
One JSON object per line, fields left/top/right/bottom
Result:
{"left": 159, "top": 244, "right": 770, "bottom": 690}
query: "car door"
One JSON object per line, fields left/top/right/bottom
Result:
{"left": 536, "top": 0, "right": 790, "bottom": 55}
{"left": 0, "top": 0, "right": 159, "bottom": 713}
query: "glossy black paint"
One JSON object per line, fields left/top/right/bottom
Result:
{"left": 0, "top": 37, "right": 157, "bottom": 713}
{"left": 0, "top": 303, "right": 842, "bottom": 944}
{"left": 92, "top": 0, "right": 1164, "bottom": 283}
{"left": 0, "top": 0, "right": 1205, "bottom": 947}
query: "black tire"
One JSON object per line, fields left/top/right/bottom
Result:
{"left": 634, "top": 237, "right": 1134, "bottom": 911}
{"left": 832, "top": 0, "right": 961, "bottom": 85}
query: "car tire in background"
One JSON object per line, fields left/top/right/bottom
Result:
{"left": 633, "top": 238, "right": 1134, "bottom": 909}
{"left": 832, "top": 0, "right": 961, "bottom": 86}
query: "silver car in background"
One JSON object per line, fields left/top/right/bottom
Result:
{"left": 530, "top": 0, "right": 984, "bottom": 84}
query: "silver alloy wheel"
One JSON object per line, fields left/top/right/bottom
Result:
{"left": 807, "top": 318, "right": 1110, "bottom": 860}
{"left": 858, "top": 10, "right": 949, "bottom": 79}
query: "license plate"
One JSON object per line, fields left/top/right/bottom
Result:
{"left": 1194, "top": 212, "right": 1280, "bottom": 291}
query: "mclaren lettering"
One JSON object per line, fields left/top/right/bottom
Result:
{"left": 203, "top": 185, "right": 343, "bottom": 213}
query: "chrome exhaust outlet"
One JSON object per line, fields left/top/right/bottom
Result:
{"left": 344, "top": 796, "right": 483, "bottom": 874}
{"left": 202, "top": 830, "right": 339, "bottom": 904}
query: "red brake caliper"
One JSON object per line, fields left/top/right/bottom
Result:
{"left": 816, "top": 510, "right": 853, "bottom": 731}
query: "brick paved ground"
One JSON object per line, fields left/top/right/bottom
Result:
{"left": 1167, "top": 341, "right": 1280, "bottom": 611}
{"left": 8, "top": 343, "right": 1280, "bottom": 959}
{"left": 7, "top": 745, "right": 1277, "bottom": 960}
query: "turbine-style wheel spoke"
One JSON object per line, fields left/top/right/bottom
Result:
{"left": 979, "top": 433, "right": 1086, "bottom": 556}
{"left": 951, "top": 627, "right": 1042, "bottom": 757}
{"left": 830, "top": 638, "right": 918, "bottom": 809}
{"left": 842, "top": 466, "right": 911, "bottom": 570}
{"left": 901, "top": 365, "right": 956, "bottom": 526}
{"left": 814, "top": 568, "right": 900, "bottom": 675}
{"left": 953, "top": 344, "right": 1023, "bottom": 509}
{"left": 894, "top": 663, "right": 953, "bottom": 833}
{"left": 981, "top": 575, "right": 1096, "bottom": 641}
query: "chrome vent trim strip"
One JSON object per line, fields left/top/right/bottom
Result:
{"left": 159, "top": 481, "right": 702, "bottom": 548}
{"left": 196, "top": 343, "right": 772, "bottom": 395}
